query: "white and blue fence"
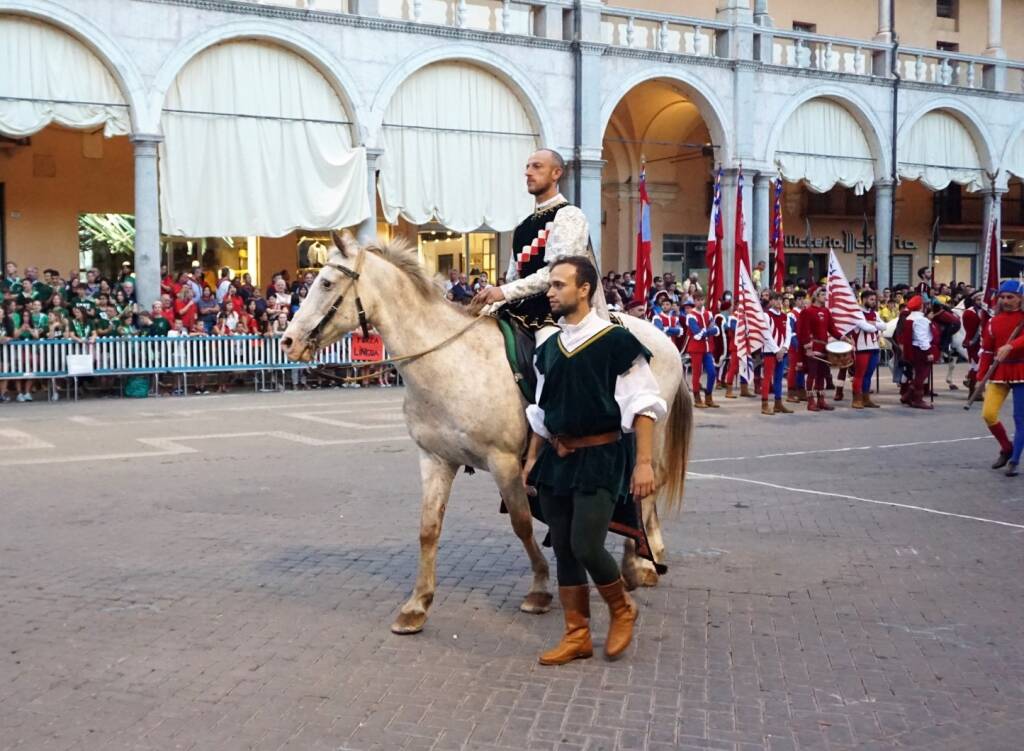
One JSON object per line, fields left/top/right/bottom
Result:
{"left": 0, "top": 334, "right": 377, "bottom": 380}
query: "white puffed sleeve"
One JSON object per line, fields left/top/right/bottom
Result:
{"left": 525, "top": 370, "right": 550, "bottom": 438}
{"left": 615, "top": 356, "right": 668, "bottom": 433}
{"left": 501, "top": 206, "right": 589, "bottom": 302}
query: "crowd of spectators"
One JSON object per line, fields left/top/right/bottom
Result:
{"left": 0, "top": 259, "right": 358, "bottom": 401}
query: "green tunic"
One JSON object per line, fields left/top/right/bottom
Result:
{"left": 529, "top": 324, "right": 651, "bottom": 499}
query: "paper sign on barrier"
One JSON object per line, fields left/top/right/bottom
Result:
{"left": 66, "top": 354, "right": 95, "bottom": 376}
{"left": 350, "top": 334, "right": 384, "bottom": 362}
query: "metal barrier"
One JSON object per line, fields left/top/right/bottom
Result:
{"left": 0, "top": 334, "right": 371, "bottom": 379}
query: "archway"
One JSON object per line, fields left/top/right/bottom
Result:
{"left": 376, "top": 60, "right": 541, "bottom": 283}
{"left": 600, "top": 78, "right": 719, "bottom": 303}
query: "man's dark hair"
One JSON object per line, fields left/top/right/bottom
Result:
{"left": 917, "top": 266, "right": 929, "bottom": 279}
{"left": 551, "top": 255, "right": 599, "bottom": 302}
{"left": 537, "top": 148, "right": 565, "bottom": 172}
{"left": 768, "top": 291, "right": 782, "bottom": 301}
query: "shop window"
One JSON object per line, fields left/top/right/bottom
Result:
{"left": 936, "top": 0, "right": 957, "bottom": 19}
{"left": 160, "top": 235, "right": 253, "bottom": 286}
{"left": 805, "top": 187, "right": 874, "bottom": 217}
{"left": 892, "top": 255, "right": 913, "bottom": 286}
{"left": 663, "top": 234, "right": 707, "bottom": 281}
{"left": 936, "top": 41, "right": 959, "bottom": 52}
{"left": 417, "top": 229, "right": 497, "bottom": 286}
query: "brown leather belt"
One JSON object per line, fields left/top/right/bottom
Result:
{"left": 550, "top": 431, "right": 622, "bottom": 458}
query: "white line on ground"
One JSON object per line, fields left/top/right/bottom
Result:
{"left": 0, "top": 428, "right": 55, "bottom": 450}
{"left": 688, "top": 471, "right": 1024, "bottom": 530}
{"left": 287, "top": 413, "right": 406, "bottom": 429}
{"left": 689, "top": 435, "right": 986, "bottom": 464}
{"left": 0, "top": 431, "right": 410, "bottom": 466}
{"left": 66, "top": 400, "right": 404, "bottom": 426}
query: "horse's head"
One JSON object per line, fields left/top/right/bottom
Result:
{"left": 281, "top": 230, "right": 369, "bottom": 362}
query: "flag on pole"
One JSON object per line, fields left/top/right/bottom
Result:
{"left": 734, "top": 170, "right": 751, "bottom": 293}
{"left": 705, "top": 167, "right": 725, "bottom": 313}
{"left": 982, "top": 203, "right": 1000, "bottom": 308}
{"left": 826, "top": 249, "right": 867, "bottom": 336}
{"left": 734, "top": 259, "right": 771, "bottom": 383}
{"left": 632, "top": 165, "right": 653, "bottom": 304}
{"left": 771, "top": 176, "right": 785, "bottom": 292}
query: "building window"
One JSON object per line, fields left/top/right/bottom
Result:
{"left": 663, "top": 234, "right": 707, "bottom": 282}
{"left": 936, "top": 0, "right": 957, "bottom": 19}
{"left": 936, "top": 41, "right": 959, "bottom": 52}
{"left": 892, "top": 255, "right": 913, "bottom": 286}
{"left": 805, "top": 187, "right": 875, "bottom": 218}
{"left": 792, "top": 21, "right": 817, "bottom": 33}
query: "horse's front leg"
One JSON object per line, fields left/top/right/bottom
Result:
{"left": 621, "top": 495, "right": 662, "bottom": 590}
{"left": 392, "top": 451, "right": 458, "bottom": 635}
{"left": 490, "top": 453, "right": 552, "bottom": 614}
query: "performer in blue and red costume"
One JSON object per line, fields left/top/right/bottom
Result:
{"left": 978, "top": 279, "right": 1024, "bottom": 476}
{"left": 685, "top": 291, "right": 720, "bottom": 408}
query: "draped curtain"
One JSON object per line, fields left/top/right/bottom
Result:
{"left": 0, "top": 16, "right": 130, "bottom": 137}
{"left": 159, "top": 40, "right": 368, "bottom": 237}
{"left": 1005, "top": 131, "right": 1024, "bottom": 180}
{"left": 378, "top": 62, "right": 537, "bottom": 233}
{"left": 776, "top": 99, "right": 875, "bottom": 195}
{"left": 898, "top": 111, "right": 985, "bottom": 192}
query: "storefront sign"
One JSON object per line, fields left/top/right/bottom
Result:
{"left": 785, "top": 232, "right": 918, "bottom": 253}
{"left": 351, "top": 334, "right": 385, "bottom": 362}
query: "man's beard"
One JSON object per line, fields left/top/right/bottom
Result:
{"left": 551, "top": 299, "right": 577, "bottom": 317}
{"left": 528, "top": 180, "right": 554, "bottom": 197}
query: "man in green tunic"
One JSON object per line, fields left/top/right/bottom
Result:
{"left": 523, "top": 256, "right": 667, "bottom": 665}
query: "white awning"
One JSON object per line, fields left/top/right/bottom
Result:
{"left": 0, "top": 16, "right": 130, "bottom": 138}
{"left": 159, "top": 40, "right": 368, "bottom": 238}
{"left": 898, "top": 111, "right": 985, "bottom": 192}
{"left": 378, "top": 62, "right": 537, "bottom": 233}
{"left": 1005, "top": 131, "right": 1024, "bottom": 180}
{"left": 776, "top": 99, "right": 875, "bottom": 195}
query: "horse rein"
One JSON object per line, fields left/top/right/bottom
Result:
{"left": 304, "top": 251, "right": 488, "bottom": 379}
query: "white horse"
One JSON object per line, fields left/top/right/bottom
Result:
{"left": 281, "top": 232, "right": 692, "bottom": 634}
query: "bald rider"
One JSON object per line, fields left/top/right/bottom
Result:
{"left": 471, "top": 148, "right": 595, "bottom": 344}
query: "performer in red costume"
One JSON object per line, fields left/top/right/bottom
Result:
{"left": 900, "top": 295, "right": 939, "bottom": 409}
{"left": 685, "top": 292, "right": 720, "bottom": 409}
{"left": 797, "top": 287, "right": 843, "bottom": 412}
{"left": 760, "top": 292, "right": 794, "bottom": 416}
{"left": 786, "top": 290, "right": 807, "bottom": 402}
{"left": 961, "top": 291, "right": 990, "bottom": 394}
{"left": 850, "top": 289, "right": 886, "bottom": 409}
{"left": 978, "top": 280, "right": 1024, "bottom": 476}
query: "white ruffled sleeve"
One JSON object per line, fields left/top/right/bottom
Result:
{"left": 615, "top": 356, "right": 668, "bottom": 433}
{"left": 525, "top": 369, "right": 550, "bottom": 439}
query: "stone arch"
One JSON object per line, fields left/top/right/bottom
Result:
{"left": 368, "top": 43, "right": 555, "bottom": 151}
{"left": 598, "top": 66, "right": 731, "bottom": 167}
{"left": 763, "top": 84, "right": 890, "bottom": 179}
{"left": 151, "top": 19, "right": 366, "bottom": 141}
{"left": 0, "top": 0, "right": 147, "bottom": 132}
{"left": 898, "top": 97, "right": 997, "bottom": 179}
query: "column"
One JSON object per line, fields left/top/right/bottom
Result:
{"left": 875, "top": 0, "right": 891, "bottom": 42}
{"left": 356, "top": 148, "right": 384, "bottom": 245}
{"left": 349, "top": 0, "right": 379, "bottom": 16}
{"left": 987, "top": 0, "right": 1003, "bottom": 55}
{"left": 980, "top": 187, "right": 1006, "bottom": 289}
{"left": 715, "top": 0, "right": 754, "bottom": 59}
{"left": 577, "top": 157, "right": 605, "bottom": 270}
{"left": 874, "top": 180, "right": 893, "bottom": 291}
{"left": 753, "top": 0, "right": 771, "bottom": 25}
{"left": 131, "top": 134, "right": 162, "bottom": 309}
{"left": 751, "top": 174, "right": 772, "bottom": 278}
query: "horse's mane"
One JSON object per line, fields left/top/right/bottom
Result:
{"left": 360, "top": 239, "right": 473, "bottom": 316}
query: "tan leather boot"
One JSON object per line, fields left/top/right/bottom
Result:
{"left": 725, "top": 385, "right": 736, "bottom": 399}
{"left": 851, "top": 394, "right": 864, "bottom": 409}
{"left": 595, "top": 578, "right": 638, "bottom": 659}
{"left": 773, "top": 399, "right": 793, "bottom": 414}
{"left": 740, "top": 383, "right": 755, "bottom": 398}
{"left": 761, "top": 399, "right": 774, "bottom": 415}
{"left": 539, "top": 586, "right": 593, "bottom": 666}
{"left": 863, "top": 394, "right": 881, "bottom": 408}
{"left": 693, "top": 392, "right": 707, "bottom": 408}
{"left": 705, "top": 392, "right": 720, "bottom": 408}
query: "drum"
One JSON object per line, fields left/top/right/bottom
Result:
{"left": 825, "top": 340, "right": 854, "bottom": 369}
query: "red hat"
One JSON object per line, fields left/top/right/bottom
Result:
{"left": 906, "top": 295, "right": 923, "bottom": 312}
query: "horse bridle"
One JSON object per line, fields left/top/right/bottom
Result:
{"left": 307, "top": 252, "right": 370, "bottom": 347}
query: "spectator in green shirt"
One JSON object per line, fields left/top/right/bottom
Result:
{"left": 68, "top": 306, "right": 94, "bottom": 342}
{"left": 71, "top": 286, "right": 97, "bottom": 320}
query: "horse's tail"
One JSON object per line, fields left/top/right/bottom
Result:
{"left": 657, "top": 378, "right": 693, "bottom": 513}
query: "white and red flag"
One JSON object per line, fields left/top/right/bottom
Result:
{"left": 705, "top": 167, "right": 724, "bottom": 313}
{"left": 734, "top": 259, "right": 771, "bottom": 383}
{"left": 733, "top": 170, "right": 751, "bottom": 293}
{"left": 771, "top": 177, "right": 785, "bottom": 292}
{"left": 826, "top": 249, "right": 867, "bottom": 335}
{"left": 632, "top": 165, "right": 653, "bottom": 304}
{"left": 982, "top": 204, "right": 1000, "bottom": 308}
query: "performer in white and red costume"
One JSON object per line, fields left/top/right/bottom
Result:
{"left": 850, "top": 289, "right": 887, "bottom": 409}
{"left": 760, "top": 291, "right": 794, "bottom": 415}
{"left": 685, "top": 292, "right": 720, "bottom": 409}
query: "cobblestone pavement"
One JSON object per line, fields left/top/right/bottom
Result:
{"left": 2, "top": 376, "right": 1023, "bottom": 751}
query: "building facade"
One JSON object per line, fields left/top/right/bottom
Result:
{"left": 1, "top": 0, "right": 1023, "bottom": 304}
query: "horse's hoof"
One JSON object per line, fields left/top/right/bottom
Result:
{"left": 637, "top": 568, "right": 660, "bottom": 588}
{"left": 391, "top": 611, "right": 426, "bottom": 634}
{"left": 520, "top": 591, "right": 553, "bottom": 614}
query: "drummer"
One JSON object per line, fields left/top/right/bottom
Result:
{"left": 797, "top": 288, "right": 847, "bottom": 412}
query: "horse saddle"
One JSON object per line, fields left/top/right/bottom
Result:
{"left": 496, "top": 309, "right": 538, "bottom": 404}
